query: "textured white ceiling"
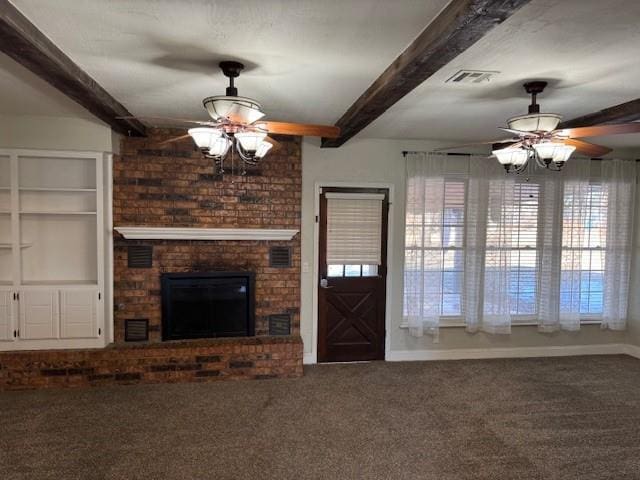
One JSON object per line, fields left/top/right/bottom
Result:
{"left": 6, "top": 0, "right": 450, "bottom": 126}
{"left": 360, "top": 0, "right": 640, "bottom": 147}
{"left": 3, "top": 0, "right": 640, "bottom": 149}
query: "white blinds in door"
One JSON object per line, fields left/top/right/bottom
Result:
{"left": 326, "top": 192, "right": 384, "bottom": 264}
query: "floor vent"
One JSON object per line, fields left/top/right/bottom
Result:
{"left": 269, "top": 314, "right": 291, "bottom": 336}
{"left": 128, "top": 245, "right": 153, "bottom": 268}
{"left": 269, "top": 246, "right": 292, "bottom": 268}
{"left": 446, "top": 69, "right": 498, "bottom": 84}
{"left": 125, "top": 319, "right": 149, "bottom": 342}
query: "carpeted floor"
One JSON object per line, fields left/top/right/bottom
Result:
{"left": 1, "top": 355, "right": 640, "bottom": 480}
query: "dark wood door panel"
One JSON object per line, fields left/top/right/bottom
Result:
{"left": 317, "top": 187, "right": 388, "bottom": 363}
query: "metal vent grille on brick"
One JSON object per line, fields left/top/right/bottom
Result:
{"left": 128, "top": 245, "right": 153, "bottom": 268}
{"left": 125, "top": 319, "right": 149, "bottom": 342}
{"left": 269, "top": 246, "right": 292, "bottom": 268}
{"left": 269, "top": 314, "right": 291, "bottom": 336}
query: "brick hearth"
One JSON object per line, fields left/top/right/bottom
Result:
{"left": 0, "top": 336, "right": 303, "bottom": 390}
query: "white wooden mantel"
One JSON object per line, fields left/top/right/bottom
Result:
{"left": 114, "top": 226, "right": 299, "bottom": 241}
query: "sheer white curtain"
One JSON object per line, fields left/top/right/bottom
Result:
{"left": 602, "top": 159, "right": 636, "bottom": 330}
{"left": 465, "top": 157, "right": 514, "bottom": 334}
{"left": 404, "top": 153, "right": 448, "bottom": 339}
{"left": 537, "top": 159, "right": 591, "bottom": 332}
{"left": 404, "top": 153, "right": 636, "bottom": 338}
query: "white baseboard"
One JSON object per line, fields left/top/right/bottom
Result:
{"left": 303, "top": 344, "right": 640, "bottom": 365}
{"left": 624, "top": 344, "right": 640, "bottom": 359}
{"left": 385, "top": 343, "right": 629, "bottom": 362}
{"left": 303, "top": 352, "right": 317, "bottom": 365}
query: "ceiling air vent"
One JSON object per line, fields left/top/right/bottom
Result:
{"left": 446, "top": 70, "right": 499, "bottom": 84}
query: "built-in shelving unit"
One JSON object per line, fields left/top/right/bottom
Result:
{"left": 20, "top": 211, "right": 97, "bottom": 215}
{"left": 0, "top": 149, "right": 109, "bottom": 351}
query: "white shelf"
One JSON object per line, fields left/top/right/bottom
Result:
{"left": 0, "top": 187, "right": 9, "bottom": 191}
{"left": 20, "top": 211, "right": 97, "bottom": 215}
{"left": 21, "top": 280, "right": 98, "bottom": 286}
{"left": 19, "top": 187, "right": 96, "bottom": 193}
{"left": 115, "top": 226, "right": 300, "bottom": 241}
{"left": 0, "top": 210, "right": 10, "bottom": 214}
{"left": 0, "top": 243, "right": 32, "bottom": 249}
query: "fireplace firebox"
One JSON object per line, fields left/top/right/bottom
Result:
{"left": 161, "top": 272, "right": 255, "bottom": 341}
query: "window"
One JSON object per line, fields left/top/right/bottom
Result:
{"left": 561, "top": 183, "right": 607, "bottom": 316}
{"left": 404, "top": 177, "right": 465, "bottom": 319}
{"left": 484, "top": 181, "right": 540, "bottom": 319}
{"left": 326, "top": 191, "right": 384, "bottom": 279}
{"left": 328, "top": 264, "right": 379, "bottom": 277}
{"left": 403, "top": 153, "right": 635, "bottom": 336}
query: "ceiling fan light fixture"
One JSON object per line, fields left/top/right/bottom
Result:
{"left": 208, "top": 135, "right": 232, "bottom": 158}
{"left": 203, "top": 96, "right": 265, "bottom": 124}
{"left": 507, "top": 113, "right": 562, "bottom": 133}
{"left": 236, "top": 129, "right": 268, "bottom": 153}
{"left": 492, "top": 147, "right": 529, "bottom": 166}
{"left": 551, "top": 144, "right": 575, "bottom": 163}
{"left": 255, "top": 141, "right": 273, "bottom": 159}
{"left": 188, "top": 127, "right": 221, "bottom": 149}
{"left": 532, "top": 142, "right": 574, "bottom": 162}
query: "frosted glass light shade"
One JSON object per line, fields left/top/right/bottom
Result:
{"left": 203, "top": 96, "right": 265, "bottom": 124}
{"left": 236, "top": 130, "right": 268, "bottom": 152}
{"left": 208, "top": 136, "right": 232, "bottom": 158}
{"left": 188, "top": 127, "right": 221, "bottom": 149}
{"left": 255, "top": 141, "right": 273, "bottom": 159}
{"left": 533, "top": 142, "right": 575, "bottom": 162}
{"left": 492, "top": 147, "right": 529, "bottom": 166}
{"left": 552, "top": 144, "right": 575, "bottom": 163}
{"left": 507, "top": 113, "right": 562, "bottom": 132}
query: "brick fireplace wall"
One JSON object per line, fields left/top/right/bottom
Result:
{"left": 113, "top": 128, "right": 301, "bottom": 343}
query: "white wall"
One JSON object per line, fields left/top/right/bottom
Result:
{"left": 0, "top": 114, "right": 117, "bottom": 152}
{"left": 302, "top": 138, "right": 639, "bottom": 361}
{"left": 627, "top": 162, "right": 640, "bottom": 347}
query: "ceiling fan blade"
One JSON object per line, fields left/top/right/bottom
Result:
{"left": 433, "top": 138, "right": 518, "bottom": 152}
{"left": 561, "top": 138, "right": 612, "bottom": 157}
{"left": 261, "top": 121, "right": 340, "bottom": 138}
{"left": 158, "top": 134, "right": 191, "bottom": 145}
{"left": 264, "top": 136, "right": 282, "bottom": 152}
{"left": 116, "top": 115, "right": 217, "bottom": 126}
{"left": 555, "top": 122, "right": 640, "bottom": 139}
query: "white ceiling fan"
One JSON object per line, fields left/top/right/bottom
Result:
{"left": 121, "top": 61, "right": 340, "bottom": 172}
{"left": 438, "top": 81, "right": 640, "bottom": 173}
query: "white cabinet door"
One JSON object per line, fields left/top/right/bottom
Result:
{"left": 19, "top": 289, "right": 59, "bottom": 339}
{"left": 60, "top": 289, "right": 98, "bottom": 339}
{"left": 0, "top": 290, "right": 14, "bottom": 341}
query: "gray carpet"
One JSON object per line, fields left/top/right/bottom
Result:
{"left": 2, "top": 355, "right": 640, "bottom": 480}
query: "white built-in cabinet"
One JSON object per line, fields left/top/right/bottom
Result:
{"left": 0, "top": 149, "right": 110, "bottom": 351}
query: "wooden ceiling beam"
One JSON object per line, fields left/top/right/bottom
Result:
{"left": 558, "top": 98, "right": 640, "bottom": 129}
{"left": 321, "top": 0, "right": 532, "bottom": 148}
{"left": 0, "top": 0, "right": 146, "bottom": 136}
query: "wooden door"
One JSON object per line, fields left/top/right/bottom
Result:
{"left": 318, "top": 187, "right": 388, "bottom": 362}
{"left": 19, "top": 289, "right": 59, "bottom": 339}
{"left": 60, "top": 289, "right": 99, "bottom": 339}
{"left": 0, "top": 290, "right": 14, "bottom": 341}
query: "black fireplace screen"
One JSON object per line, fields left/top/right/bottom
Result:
{"left": 161, "top": 272, "right": 255, "bottom": 340}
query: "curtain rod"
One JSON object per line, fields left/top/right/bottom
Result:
{"left": 402, "top": 150, "right": 640, "bottom": 161}
{"left": 402, "top": 151, "right": 474, "bottom": 157}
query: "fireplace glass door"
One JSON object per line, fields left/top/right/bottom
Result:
{"left": 161, "top": 272, "right": 255, "bottom": 340}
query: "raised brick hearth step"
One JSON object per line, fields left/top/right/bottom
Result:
{"left": 0, "top": 336, "right": 303, "bottom": 390}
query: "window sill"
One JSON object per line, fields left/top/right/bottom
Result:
{"left": 399, "top": 320, "right": 603, "bottom": 329}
